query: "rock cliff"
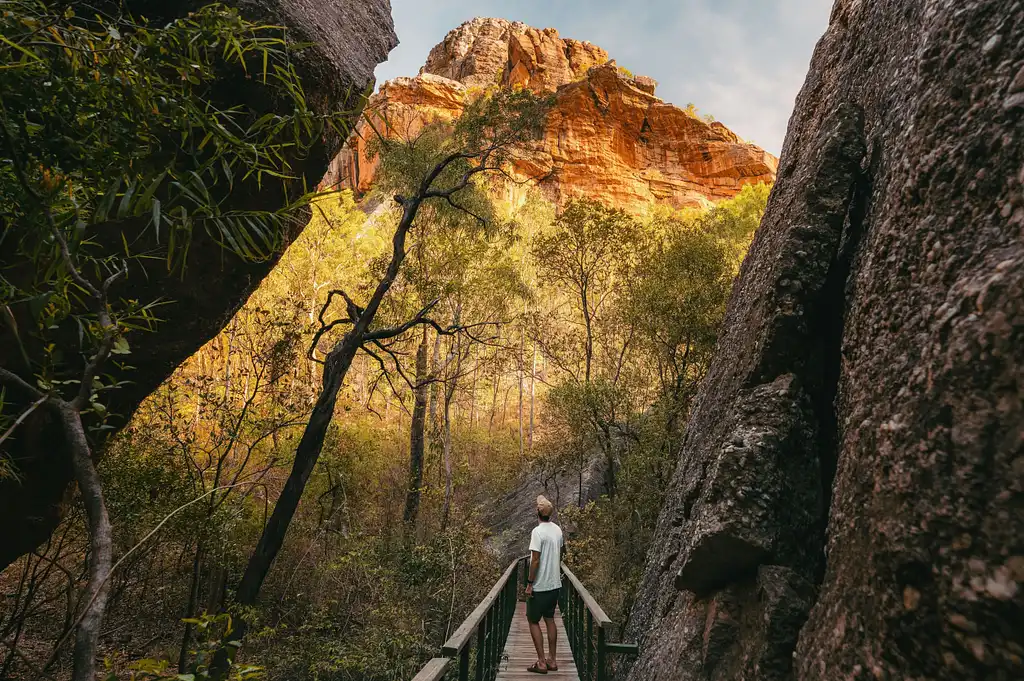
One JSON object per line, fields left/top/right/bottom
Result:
{"left": 0, "top": 0, "right": 396, "bottom": 571}
{"left": 626, "top": 1, "right": 1023, "bottom": 679}
{"left": 325, "top": 17, "right": 777, "bottom": 211}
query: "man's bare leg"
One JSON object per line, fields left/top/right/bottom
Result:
{"left": 544, "top": 617, "right": 558, "bottom": 668}
{"left": 529, "top": 621, "right": 547, "bottom": 670}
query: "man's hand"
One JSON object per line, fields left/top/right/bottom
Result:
{"left": 526, "top": 584, "right": 533, "bottom": 597}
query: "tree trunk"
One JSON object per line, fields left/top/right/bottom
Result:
{"left": 518, "top": 325, "right": 525, "bottom": 460}
{"left": 211, "top": 337, "right": 357, "bottom": 674}
{"left": 440, "top": 382, "right": 455, "bottom": 531}
{"left": 581, "top": 288, "right": 593, "bottom": 384}
{"left": 60, "top": 403, "right": 112, "bottom": 681}
{"left": 578, "top": 466, "right": 584, "bottom": 509}
{"left": 403, "top": 332, "right": 429, "bottom": 529}
{"left": 468, "top": 359, "right": 478, "bottom": 428}
{"left": 177, "top": 540, "right": 205, "bottom": 673}
{"left": 428, "top": 330, "right": 443, "bottom": 485}
{"left": 427, "top": 330, "right": 442, "bottom": 438}
{"left": 528, "top": 345, "right": 536, "bottom": 451}
{"left": 487, "top": 363, "right": 500, "bottom": 435}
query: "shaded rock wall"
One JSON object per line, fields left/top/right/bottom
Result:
{"left": 482, "top": 454, "right": 607, "bottom": 564}
{"left": 0, "top": 0, "right": 396, "bottom": 571}
{"left": 625, "top": 1, "right": 1023, "bottom": 679}
{"left": 326, "top": 18, "right": 776, "bottom": 211}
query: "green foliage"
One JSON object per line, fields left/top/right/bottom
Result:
{"left": 531, "top": 199, "right": 641, "bottom": 383}
{"left": 0, "top": 9, "right": 774, "bottom": 673}
{"left": 113, "top": 614, "right": 263, "bottom": 681}
{"left": 368, "top": 87, "right": 549, "bottom": 194}
{"left": 0, "top": 0, "right": 354, "bottom": 415}
{"left": 552, "top": 185, "right": 771, "bottom": 623}
{"left": 616, "top": 65, "right": 635, "bottom": 79}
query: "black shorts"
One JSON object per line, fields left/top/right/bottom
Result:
{"left": 526, "top": 588, "right": 559, "bottom": 623}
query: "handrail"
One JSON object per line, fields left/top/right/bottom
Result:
{"left": 560, "top": 562, "right": 637, "bottom": 681}
{"left": 560, "top": 563, "right": 611, "bottom": 627}
{"left": 410, "top": 658, "right": 451, "bottom": 681}
{"left": 437, "top": 555, "right": 526, "bottom": 681}
{"left": 408, "top": 554, "right": 637, "bottom": 681}
{"left": 442, "top": 556, "right": 522, "bottom": 655}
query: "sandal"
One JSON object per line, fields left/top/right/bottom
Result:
{"left": 527, "top": 663, "right": 548, "bottom": 674}
{"left": 547, "top": 662, "right": 559, "bottom": 672}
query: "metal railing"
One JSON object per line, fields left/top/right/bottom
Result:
{"left": 439, "top": 555, "right": 525, "bottom": 681}
{"left": 410, "top": 556, "right": 636, "bottom": 681}
{"left": 560, "top": 564, "right": 638, "bottom": 681}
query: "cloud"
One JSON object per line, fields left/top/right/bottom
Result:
{"left": 375, "top": 0, "right": 833, "bottom": 155}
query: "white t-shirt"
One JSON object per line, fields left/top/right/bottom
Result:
{"left": 529, "top": 521, "right": 564, "bottom": 592}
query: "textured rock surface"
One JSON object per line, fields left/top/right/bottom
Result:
{"left": 0, "top": 0, "right": 396, "bottom": 571}
{"left": 626, "top": 1, "right": 1023, "bottom": 679}
{"left": 327, "top": 18, "right": 777, "bottom": 211}
{"left": 482, "top": 454, "right": 607, "bottom": 564}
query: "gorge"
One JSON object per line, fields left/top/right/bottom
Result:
{"left": 0, "top": 2, "right": 1020, "bottom": 681}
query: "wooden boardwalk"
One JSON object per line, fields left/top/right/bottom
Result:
{"left": 495, "top": 602, "right": 580, "bottom": 681}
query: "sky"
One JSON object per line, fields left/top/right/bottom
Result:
{"left": 374, "top": 0, "right": 835, "bottom": 156}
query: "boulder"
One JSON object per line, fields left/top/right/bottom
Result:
{"left": 0, "top": 0, "right": 397, "bottom": 571}
{"left": 625, "top": 1, "right": 1023, "bottom": 679}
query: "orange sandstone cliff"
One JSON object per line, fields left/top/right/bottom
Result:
{"left": 325, "top": 17, "right": 777, "bottom": 210}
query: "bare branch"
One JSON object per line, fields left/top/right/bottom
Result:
{"left": 441, "top": 194, "right": 487, "bottom": 225}
{"left": 0, "top": 395, "right": 49, "bottom": 449}
{"left": 362, "top": 298, "right": 441, "bottom": 342}
{"left": 307, "top": 289, "right": 360, "bottom": 362}
{"left": 0, "top": 367, "right": 44, "bottom": 399}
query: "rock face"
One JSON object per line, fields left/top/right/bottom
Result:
{"left": 0, "top": 0, "right": 396, "bottom": 571}
{"left": 483, "top": 455, "right": 607, "bottom": 564}
{"left": 626, "top": 1, "right": 1023, "bottom": 680}
{"left": 326, "top": 18, "right": 777, "bottom": 211}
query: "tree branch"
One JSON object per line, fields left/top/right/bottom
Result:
{"left": 0, "top": 395, "right": 49, "bottom": 449}
{"left": 0, "top": 367, "right": 44, "bottom": 399}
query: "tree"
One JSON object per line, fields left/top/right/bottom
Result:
{"left": 531, "top": 199, "right": 641, "bottom": 496}
{"left": 212, "top": 87, "right": 550, "bottom": 672}
{"left": 531, "top": 200, "right": 640, "bottom": 384}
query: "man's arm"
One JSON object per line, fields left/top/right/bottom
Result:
{"left": 527, "top": 550, "right": 540, "bottom": 595}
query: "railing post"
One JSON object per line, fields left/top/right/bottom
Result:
{"left": 577, "top": 589, "right": 585, "bottom": 667}
{"left": 475, "top": 620, "right": 485, "bottom": 681}
{"left": 586, "top": 611, "right": 594, "bottom": 681}
{"left": 460, "top": 645, "right": 470, "bottom": 681}
{"left": 494, "top": 605, "right": 500, "bottom": 678}
{"left": 489, "top": 602, "right": 497, "bottom": 675}
{"left": 596, "top": 626, "right": 607, "bottom": 681}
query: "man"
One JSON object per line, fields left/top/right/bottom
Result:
{"left": 525, "top": 495, "right": 564, "bottom": 674}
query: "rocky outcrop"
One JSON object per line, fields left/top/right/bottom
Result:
{"left": 326, "top": 18, "right": 777, "bottom": 211}
{"left": 0, "top": 0, "right": 396, "bottom": 571}
{"left": 482, "top": 455, "right": 607, "bottom": 564}
{"left": 626, "top": 1, "right": 1023, "bottom": 680}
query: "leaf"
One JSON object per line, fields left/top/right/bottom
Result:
{"left": 135, "top": 171, "right": 167, "bottom": 214}
{"left": 0, "top": 34, "right": 42, "bottom": 63}
{"left": 94, "top": 177, "right": 121, "bottom": 222}
{"left": 116, "top": 178, "right": 137, "bottom": 219}
{"left": 151, "top": 198, "right": 161, "bottom": 240}
{"left": 111, "top": 337, "right": 131, "bottom": 355}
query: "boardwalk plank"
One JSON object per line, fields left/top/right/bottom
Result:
{"left": 495, "top": 602, "right": 580, "bottom": 681}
